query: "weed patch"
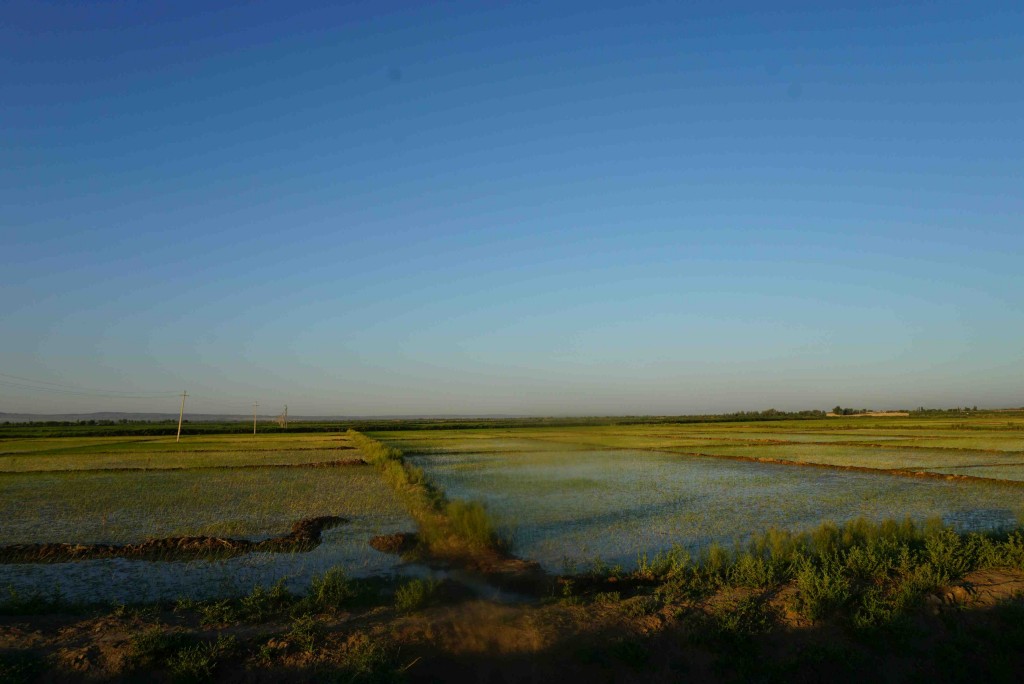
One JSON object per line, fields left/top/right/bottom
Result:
{"left": 792, "top": 554, "right": 852, "bottom": 620}
{"left": 165, "top": 635, "right": 236, "bottom": 684}
{"left": 716, "top": 595, "right": 780, "bottom": 639}
{"left": 332, "top": 633, "right": 404, "bottom": 683}
{"left": 302, "top": 568, "right": 358, "bottom": 613}
{"left": 393, "top": 578, "right": 440, "bottom": 612}
{"left": 286, "top": 614, "right": 325, "bottom": 654}
{"left": 623, "top": 594, "right": 661, "bottom": 618}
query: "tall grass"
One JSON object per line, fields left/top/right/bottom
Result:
{"left": 348, "top": 430, "right": 510, "bottom": 557}
{"left": 630, "top": 516, "right": 1024, "bottom": 624}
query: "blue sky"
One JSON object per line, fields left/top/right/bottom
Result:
{"left": 2, "top": 1, "right": 1022, "bottom": 415}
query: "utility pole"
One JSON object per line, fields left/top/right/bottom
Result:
{"left": 253, "top": 402, "right": 259, "bottom": 436}
{"left": 284, "top": 404, "right": 288, "bottom": 429}
{"left": 176, "top": 391, "right": 188, "bottom": 443}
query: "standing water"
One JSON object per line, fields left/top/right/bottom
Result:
{"left": 409, "top": 449, "right": 1023, "bottom": 572}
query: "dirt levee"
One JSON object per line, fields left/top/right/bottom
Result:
{"left": 0, "top": 515, "right": 347, "bottom": 563}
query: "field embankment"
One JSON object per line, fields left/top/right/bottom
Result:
{"left": 348, "top": 430, "right": 545, "bottom": 590}
{"left": 0, "top": 516, "right": 346, "bottom": 564}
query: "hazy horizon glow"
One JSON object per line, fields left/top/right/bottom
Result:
{"left": 3, "top": 1, "right": 1022, "bottom": 416}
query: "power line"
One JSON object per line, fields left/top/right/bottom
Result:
{"left": 0, "top": 372, "right": 180, "bottom": 398}
{"left": 0, "top": 379, "right": 180, "bottom": 400}
{"left": 0, "top": 373, "right": 296, "bottom": 420}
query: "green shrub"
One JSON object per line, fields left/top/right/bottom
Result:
{"left": 166, "top": 635, "right": 236, "bottom": 684}
{"left": 701, "top": 543, "right": 731, "bottom": 580}
{"left": 892, "top": 562, "right": 945, "bottom": 610}
{"left": 843, "top": 537, "right": 904, "bottom": 582}
{"left": 730, "top": 553, "right": 785, "bottom": 588}
{"left": 924, "top": 528, "right": 974, "bottom": 581}
{"left": 850, "top": 586, "right": 900, "bottom": 630}
{"left": 809, "top": 521, "right": 843, "bottom": 557}
{"left": 126, "top": 627, "right": 201, "bottom": 671}
{"left": 394, "top": 578, "right": 440, "bottom": 612}
{"left": 445, "top": 499, "right": 502, "bottom": 550}
{"left": 747, "top": 526, "right": 806, "bottom": 564}
{"left": 623, "top": 595, "right": 661, "bottom": 618}
{"left": 593, "top": 591, "right": 622, "bottom": 605}
{"left": 716, "top": 595, "right": 779, "bottom": 639}
{"left": 655, "top": 574, "right": 716, "bottom": 603}
{"left": 286, "top": 614, "right": 324, "bottom": 654}
{"left": 239, "top": 580, "right": 294, "bottom": 621}
{"left": 793, "top": 554, "right": 851, "bottom": 620}
{"left": 198, "top": 599, "right": 238, "bottom": 626}
{"left": 1003, "top": 531, "right": 1024, "bottom": 568}
{"left": 304, "top": 568, "right": 357, "bottom": 612}
{"left": 335, "top": 633, "right": 402, "bottom": 683}
{"left": 558, "top": 578, "right": 582, "bottom": 606}
{"left": 636, "top": 544, "right": 690, "bottom": 580}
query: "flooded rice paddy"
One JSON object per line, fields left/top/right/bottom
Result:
{"left": 3, "top": 417, "right": 1024, "bottom": 602}
{"left": 0, "top": 467, "right": 403, "bottom": 544}
{"left": 0, "top": 523, "right": 409, "bottom": 604}
{"left": 0, "top": 446, "right": 415, "bottom": 603}
{"left": 404, "top": 443, "right": 1024, "bottom": 573}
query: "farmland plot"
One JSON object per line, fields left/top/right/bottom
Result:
{"left": 0, "top": 434, "right": 413, "bottom": 602}
{"left": 390, "top": 433, "right": 1024, "bottom": 573}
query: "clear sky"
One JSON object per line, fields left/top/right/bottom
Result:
{"left": 2, "top": 1, "right": 1022, "bottom": 416}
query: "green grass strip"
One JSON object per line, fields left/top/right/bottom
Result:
{"left": 348, "top": 430, "right": 510, "bottom": 558}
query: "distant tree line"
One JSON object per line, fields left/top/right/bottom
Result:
{"left": 832, "top": 406, "right": 875, "bottom": 415}
{"left": 0, "top": 410, "right": 830, "bottom": 438}
{"left": 909, "top": 406, "right": 980, "bottom": 415}
{"left": 830, "top": 405, "right": 987, "bottom": 416}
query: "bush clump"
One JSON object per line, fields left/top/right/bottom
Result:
{"left": 394, "top": 578, "right": 441, "bottom": 612}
